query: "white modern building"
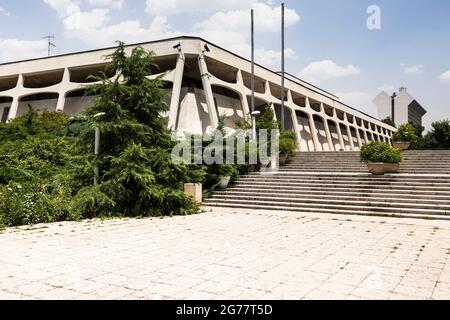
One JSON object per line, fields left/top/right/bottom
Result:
{"left": 374, "top": 87, "right": 427, "bottom": 127}
{"left": 0, "top": 36, "right": 396, "bottom": 151}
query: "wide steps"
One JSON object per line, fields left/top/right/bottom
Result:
{"left": 205, "top": 151, "right": 450, "bottom": 220}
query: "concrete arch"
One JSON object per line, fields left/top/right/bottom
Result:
{"left": 0, "top": 96, "right": 13, "bottom": 123}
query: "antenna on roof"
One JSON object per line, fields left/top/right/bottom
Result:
{"left": 42, "top": 35, "right": 56, "bottom": 57}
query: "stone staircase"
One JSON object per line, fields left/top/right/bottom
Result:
{"left": 204, "top": 151, "right": 450, "bottom": 220}
{"left": 399, "top": 150, "right": 450, "bottom": 174}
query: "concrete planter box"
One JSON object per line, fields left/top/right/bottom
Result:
{"left": 184, "top": 183, "right": 203, "bottom": 203}
{"left": 218, "top": 176, "right": 231, "bottom": 189}
{"left": 367, "top": 162, "right": 400, "bottom": 175}
{"left": 393, "top": 141, "right": 411, "bottom": 151}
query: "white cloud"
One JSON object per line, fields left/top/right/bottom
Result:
{"left": 403, "top": 64, "right": 424, "bottom": 75}
{"left": 191, "top": 2, "right": 300, "bottom": 67}
{"left": 0, "top": 6, "right": 11, "bottom": 16}
{"left": 377, "top": 84, "right": 395, "bottom": 93}
{"left": 0, "top": 39, "right": 48, "bottom": 62}
{"left": 88, "top": 0, "right": 123, "bottom": 9}
{"left": 193, "top": 2, "right": 300, "bottom": 33}
{"left": 299, "top": 60, "right": 361, "bottom": 84}
{"left": 337, "top": 91, "right": 376, "bottom": 116}
{"left": 439, "top": 70, "right": 450, "bottom": 83}
{"left": 145, "top": 0, "right": 255, "bottom": 16}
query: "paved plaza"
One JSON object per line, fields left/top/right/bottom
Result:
{"left": 1, "top": 207, "right": 450, "bottom": 300}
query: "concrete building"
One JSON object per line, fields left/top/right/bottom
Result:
{"left": 374, "top": 87, "right": 427, "bottom": 127}
{"left": 0, "top": 36, "right": 396, "bottom": 151}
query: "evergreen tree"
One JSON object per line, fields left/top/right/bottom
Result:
{"left": 75, "top": 42, "right": 199, "bottom": 217}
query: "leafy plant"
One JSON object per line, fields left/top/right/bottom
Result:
{"left": 217, "top": 164, "right": 240, "bottom": 178}
{"left": 393, "top": 124, "right": 418, "bottom": 142}
{"left": 361, "top": 142, "right": 402, "bottom": 163}
{"left": 381, "top": 117, "right": 396, "bottom": 128}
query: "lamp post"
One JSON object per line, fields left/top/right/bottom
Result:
{"left": 93, "top": 112, "right": 106, "bottom": 185}
{"left": 251, "top": 111, "right": 261, "bottom": 142}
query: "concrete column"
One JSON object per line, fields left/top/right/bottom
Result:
{"left": 290, "top": 107, "right": 302, "bottom": 150}
{"left": 306, "top": 98, "right": 321, "bottom": 151}
{"left": 56, "top": 68, "right": 70, "bottom": 112}
{"left": 364, "top": 130, "right": 369, "bottom": 143}
{"left": 237, "top": 70, "right": 250, "bottom": 120}
{"left": 335, "top": 122, "right": 345, "bottom": 151}
{"left": 355, "top": 127, "right": 363, "bottom": 149}
{"left": 7, "top": 98, "right": 20, "bottom": 121}
{"left": 7, "top": 74, "right": 23, "bottom": 121}
{"left": 320, "top": 104, "right": 334, "bottom": 151}
{"left": 168, "top": 52, "right": 186, "bottom": 130}
{"left": 198, "top": 53, "right": 219, "bottom": 130}
{"left": 346, "top": 125, "right": 356, "bottom": 151}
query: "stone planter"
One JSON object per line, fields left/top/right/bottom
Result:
{"left": 219, "top": 176, "right": 231, "bottom": 189}
{"left": 367, "top": 162, "right": 400, "bottom": 175}
{"left": 393, "top": 141, "right": 411, "bottom": 151}
{"left": 279, "top": 154, "right": 289, "bottom": 165}
{"left": 184, "top": 183, "right": 203, "bottom": 203}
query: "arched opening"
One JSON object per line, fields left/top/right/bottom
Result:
{"left": 313, "top": 114, "right": 331, "bottom": 151}
{"left": 23, "top": 69, "right": 65, "bottom": 88}
{"left": 205, "top": 56, "right": 238, "bottom": 84}
{"left": 336, "top": 110, "right": 345, "bottom": 121}
{"left": 359, "top": 129, "right": 367, "bottom": 145}
{"left": 339, "top": 123, "right": 352, "bottom": 151}
{"left": 150, "top": 54, "right": 178, "bottom": 76}
{"left": 246, "top": 96, "right": 271, "bottom": 114}
{"left": 350, "top": 127, "right": 360, "bottom": 150}
{"left": 69, "top": 63, "right": 116, "bottom": 83}
{"left": 327, "top": 120, "right": 342, "bottom": 151}
{"left": 211, "top": 85, "right": 245, "bottom": 129}
{"left": 0, "top": 75, "right": 19, "bottom": 92}
{"left": 323, "top": 104, "right": 334, "bottom": 117}
{"left": 296, "top": 110, "right": 314, "bottom": 152}
{"left": 269, "top": 82, "right": 288, "bottom": 101}
{"left": 291, "top": 91, "right": 306, "bottom": 108}
{"left": 64, "top": 89, "right": 97, "bottom": 116}
{"left": 309, "top": 98, "right": 321, "bottom": 113}
{"left": 0, "top": 96, "right": 13, "bottom": 123}
{"left": 274, "top": 104, "right": 293, "bottom": 131}
{"left": 18, "top": 93, "right": 59, "bottom": 117}
{"left": 241, "top": 70, "right": 266, "bottom": 94}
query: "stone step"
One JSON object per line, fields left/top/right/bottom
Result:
{"left": 221, "top": 189, "right": 450, "bottom": 200}
{"left": 214, "top": 191, "right": 450, "bottom": 205}
{"left": 203, "top": 198, "right": 449, "bottom": 216}
{"left": 237, "top": 177, "right": 450, "bottom": 186}
{"left": 203, "top": 203, "right": 450, "bottom": 221}
{"left": 234, "top": 182, "right": 450, "bottom": 192}
{"left": 207, "top": 194, "right": 450, "bottom": 210}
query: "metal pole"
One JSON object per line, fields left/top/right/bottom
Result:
{"left": 251, "top": 9, "right": 256, "bottom": 141}
{"left": 281, "top": 3, "right": 285, "bottom": 131}
{"left": 94, "top": 127, "right": 100, "bottom": 185}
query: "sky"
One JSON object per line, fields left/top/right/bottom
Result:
{"left": 1, "top": 0, "right": 450, "bottom": 130}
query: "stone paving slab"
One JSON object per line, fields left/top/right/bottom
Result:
{"left": 1, "top": 207, "right": 450, "bottom": 300}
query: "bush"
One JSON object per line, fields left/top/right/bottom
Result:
{"left": 279, "top": 133, "right": 296, "bottom": 157}
{"left": 393, "top": 124, "right": 418, "bottom": 142}
{"left": 360, "top": 142, "right": 402, "bottom": 163}
{"left": 217, "top": 164, "right": 240, "bottom": 178}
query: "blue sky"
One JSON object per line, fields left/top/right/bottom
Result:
{"left": 1, "top": 0, "right": 449, "bottom": 129}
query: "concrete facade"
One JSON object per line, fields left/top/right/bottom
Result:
{"left": 374, "top": 87, "right": 427, "bottom": 127}
{"left": 0, "top": 36, "right": 396, "bottom": 151}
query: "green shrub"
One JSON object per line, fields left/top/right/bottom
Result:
{"left": 217, "top": 164, "right": 240, "bottom": 178}
{"left": 360, "top": 142, "right": 402, "bottom": 163}
{"left": 393, "top": 124, "right": 418, "bottom": 142}
{"left": 279, "top": 138, "right": 296, "bottom": 157}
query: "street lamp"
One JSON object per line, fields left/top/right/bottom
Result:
{"left": 93, "top": 112, "right": 106, "bottom": 185}
{"left": 251, "top": 110, "right": 261, "bottom": 142}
